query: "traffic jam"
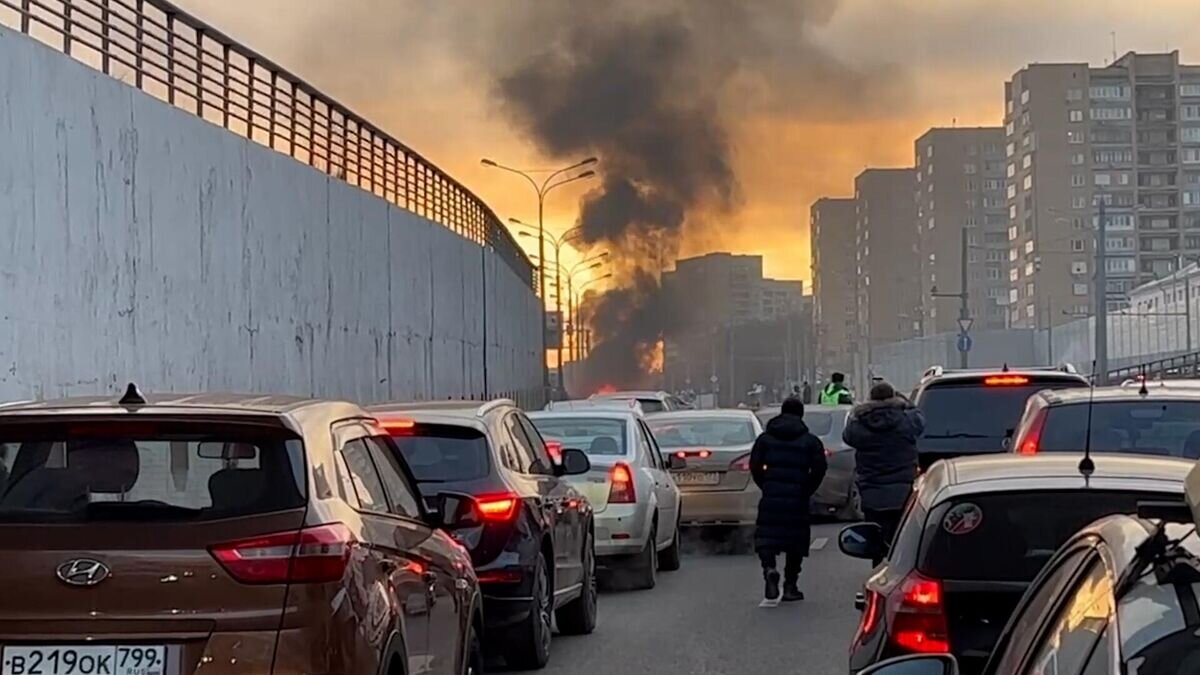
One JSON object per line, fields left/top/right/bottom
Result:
{"left": 3, "top": 369, "right": 1200, "bottom": 675}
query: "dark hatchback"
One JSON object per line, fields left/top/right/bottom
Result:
{"left": 842, "top": 454, "right": 1189, "bottom": 675}
{"left": 1012, "top": 385, "right": 1200, "bottom": 459}
{"left": 911, "top": 366, "right": 1089, "bottom": 470}
{"left": 369, "top": 400, "right": 597, "bottom": 670}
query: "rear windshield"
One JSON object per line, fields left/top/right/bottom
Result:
{"left": 531, "top": 418, "right": 628, "bottom": 456}
{"left": 920, "top": 490, "right": 1165, "bottom": 581}
{"left": 391, "top": 424, "right": 490, "bottom": 482}
{"left": 0, "top": 419, "right": 305, "bottom": 523}
{"left": 1040, "top": 400, "right": 1200, "bottom": 459}
{"left": 919, "top": 379, "right": 1085, "bottom": 453}
{"left": 804, "top": 411, "right": 836, "bottom": 437}
{"left": 638, "top": 399, "right": 666, "bottom": 413}
{"left": 647, "top": 418, "right": 756, "bottom": 448}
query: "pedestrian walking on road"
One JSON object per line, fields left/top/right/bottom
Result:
{"left": 800, "top": 380, "right": 812, "bottom": 405}
{"left": 842, "top": 381, "right": 924, "bottom": 566}
{"left": 818, "top": 372, "right": 853, "bottom": 405}
{"left": 749, "top": 397, "right": 828, "bottom": 607}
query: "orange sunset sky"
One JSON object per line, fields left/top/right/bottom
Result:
{"left": 177, "top": 0, "right": 1200, "bottom": 289}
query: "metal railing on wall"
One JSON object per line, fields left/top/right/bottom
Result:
{"left": 0, "top": 0, "right": 534, "bottom": 287}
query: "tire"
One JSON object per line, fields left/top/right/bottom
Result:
{"left": 631, "top": 524, "right": 658, "bottom": 590}
{"left": 462, "top": 617, "right": 484, "bottom": 675}
{"left": 836, "top": 483, "right": 862, "bottom": 522}
{"left": 658, "top": 519, "right": 682, "bottom": 572}
{"left": 556, "top": 530, "right": 598, "bottom": 635}
{"left": 503, "top": 552, "right": 553, "bottom": 670}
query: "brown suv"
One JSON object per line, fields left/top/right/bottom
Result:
{"left": 0, "top": 385, "right": 484, "bottom": 675}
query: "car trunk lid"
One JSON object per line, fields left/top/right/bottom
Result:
{"left": 665, "top": 445, "right": 753, "bottom": 492}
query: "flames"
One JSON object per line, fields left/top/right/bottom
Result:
{"left": 639, "top": 339, "right": 665, "bottom": 375}
{"left": 595, "top": 384, "right": 618, "bottom": 395}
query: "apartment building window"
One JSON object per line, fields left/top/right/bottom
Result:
{"left": 1023, "top": 155, "right": 1033, "bottom": 169}
{"left": 968, "top": 251, "right": 979, "bottom": 263}
{"left": 1070, "top": 153, "right": 1086, "bottom": 166}
{"left": 1072, "top": 195, "right": 1088, "bottom": 209}
{"left": 1090, "top": 106, "right": 1133, "bottom": 120}
{"left": 1094, "top": 174, "right": 1111, "bottom": 186}
{"left": 966, "top": 216, "right": 978, "bottom": 227}
{"left": 1094, "top": 149, "right": 1133, "bottom": 164}
{"left": 1068, "top": 131, "right": 1085, "bottom": 144}
{"left": 1021, "top": 89, "right": 1031, "bottom": 104}
{"left": 1073, "top": 283, "right": 1089, "bottom": 296}
{"left": 1009, "top": 268, "right": 1020, "bottom": 282}
{"left": 983, "top": 143, "right": 1000, "bottom": 156}
{"left": 1020, "top": 112, "right": 1030, "bottom": 126}
{"left": 1007, "top": 183, "right": 1018, "bottom": 199}
{"left": 1072, "top": 217, "right": 1086, "bottom": 230}
{"left": 984, "top": 179, "right": 1003, "bottom": 191}
{"left": 1183, "top": 105, "right": 1200, "bottom": 121}
{"left": 1067, "top": 88, "right": 1084, "bottom": 101}
{"left": 986, "top": 250, "right": 1004, "bottom": 262}
{"left": 1009, "top": 205, "right": 1018, "bottom": 219}
{"left": 1183, "top": 127, "right": 1200, "bottom": 144}
{"left": 1184, "top": 190, "right": 1200, "bottom": 206}
{"left": 966, "top": 178, "right": 978, "bottom": 191}
{"left": 1106, "top": 257, "right": 1136, "bottom": 273}
{"left": 1181, "top": 84, "right": 1200, "bottom": 97}
{"left": 1007, "top": 163, "right": 1017, "bottom": 178}
{"left": 1026, "top": 283, "right": 1035, "bottom": 299}
{"left": 964, "top": 163, "right": 977, "bottom": 175}
{"left": 1006, "top": 143, "right": 1016, "bottom": 158}
{"left": 1005, "top": 120, "right": 1015, "bottom": 135}
{"left": 928, "top": 217, "right": 935, "bottom": 230}
{"left": 1009, "top": 247, "right": 1019, "bottom": 261}
{"left": 928, "top": 183, "right": 934, "bottom": 193}
{"left": 1021, "top": 134, "right": 1033, "bottom": 149}
{"left": 1119, "top": 173, "right": 1131, "bottom": 185}
{"left": 967, "top": 145, "right": 978, "bottom": 157}
{"left": 1024, "top": 240, "right": 1035, "bottom": 254}
{"left": 1072, "top": 261, "right": 1088, "bottom": 275}
{"left": 1101, "top": 213, "right": 1134, "bottom": 229}
{"left": 927, "top": 145, "right": 934, "bottom": 158}
{"left": 1185, "top": 148, "right": 1200, "bottom": 164}
{"left": 1090, "top": 84, "right": 1130, "bottom": 99}
{"left": 1071, "top": 174, "right": 1086, "bottom": 187}
{"left": 966, "top": 199, "right": 977, "bottom": 209}
{"left": 1070, "top": 239, "right": 1085, "bottom": 252}
{"left": 1009, "top": 226, "right": 1019, "bottom": 241}
{"left": 987, "top": 268, "right": 1002, "bottom": 281}
{"left": 1025, "top": 305, "right": 1037, "bottom": 320}
{"left": 1069, "top": 110, "right": 1084, "bottom": 122}
{"left": 1025, "top": 262, "right": 1035, "bottom": 276}
{"left": 983, "top": 196, "right": 1004, "bottom": 208}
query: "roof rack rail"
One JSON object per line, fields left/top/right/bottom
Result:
{"left": 922, "top": 365, "right": 945, "bottom": 379}
{"left": 477, "top": 398, "right": 517, "bottom": 416}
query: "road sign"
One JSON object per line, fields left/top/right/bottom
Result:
{"left": 957, "top": 317, "right": 975, "bottom": 335}
{"left": 957, "top": 334, "right": 973, "bottom": 353}
{"left": 710, "top": 375, "right": 719, "bottom": 384}
{"left": 544, "top": 311, "right": 562, "bottom": 349}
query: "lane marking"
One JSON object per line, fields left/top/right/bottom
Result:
{"left": 810, "top": 537, "right": 828, "bottom": 551}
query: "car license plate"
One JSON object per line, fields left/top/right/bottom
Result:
{"left": 2, "top": 646, "right": 167, "bottom": 675}
{"left": 676, "top": 472, "right": 720, "bottom": 486}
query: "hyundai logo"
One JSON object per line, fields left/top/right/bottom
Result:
{"left": 56, "top": 559, "right": 111, "bottom": 587}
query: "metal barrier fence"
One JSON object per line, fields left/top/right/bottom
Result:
{"left": 0, "top": 0, "right": 534, "bottom": 287}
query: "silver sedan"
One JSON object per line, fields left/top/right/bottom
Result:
{"left": 528, "top": 409, "right": 684, "bottom": 591}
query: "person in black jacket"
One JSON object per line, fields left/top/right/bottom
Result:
{"left": 842, "top": 381, "right": 925, "bottom": 565}
{"left": 750, "top": 397, "right": 828, "bottom": 605}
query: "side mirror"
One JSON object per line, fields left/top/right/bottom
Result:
{"left": 428, "top": 492, "right": 483, "bottom": 530}
{"left": 556, "top": 448, "right": 591, "bottom": 476}
{"left": 859, "top": 654, "right": 959, "bottom": 675}
{"left": 667, "top": 454, "right": 687, "bottom": 471}
{"left": 839, "top": 522, "right": 887, "bottom": 561}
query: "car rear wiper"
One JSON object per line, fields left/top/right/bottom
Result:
{"left": 85, "top": 501, "right": 202, "bottom": 520}
{"left": 922, "top": 433, "right": 991, "bottom": 439}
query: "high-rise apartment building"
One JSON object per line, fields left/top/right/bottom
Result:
{"left": 1006, "top": 51, "right": 1200, "bottom": 328}
{"left": 811, "top": 198, "right": 857, "bottom": 375}
{"left": 854, "top": 169, "right": 921, "bottom": 366}
{"left": 915, "top": 128, "right": 1010, "bottom": 332}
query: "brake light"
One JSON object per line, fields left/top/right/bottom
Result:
{"left": 730, "top": 453, "right": 752, "bottom": 472}
{"left": 984, "top": 375, "right": 1030, "bottom": 386}
{"left": 210, "top": 523, "right": 354, "bottom": 584}
{"left": 609, "top": 463, "right": 636, "bottom": 503}
{"left": 381, "top": 418, "right": 416, "bottom": 434}
{"left": 824, "top": 446, "right": 832, "bottom": 458}
{"left": 853, "top": 591, "right": 883, "bottom": 646}
{"left": 1017, "top": 408, "right": 1048, "bottom": 456}
{"left": 887, "top": 573, "right": 949, "bottom": 654}
{"left": 477, "top": 493, "right": 520, "bottom": 521}
{"left": 545, "top": 440, "right": 563, "bottom": 462}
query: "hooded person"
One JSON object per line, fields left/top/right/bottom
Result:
{"left": 818, "top": 372, "right": 853, "bottom": 405}
{"left": 842, "top": 381, "right": 925, "bottom": 565}
{"left": 749, "top": 397, "right": 828, "bottom": 606}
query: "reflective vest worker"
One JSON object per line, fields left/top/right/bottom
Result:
{"left": 818, "top": 373, "right": 853, "bottom": 405}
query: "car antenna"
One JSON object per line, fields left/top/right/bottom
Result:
{"left": 1001, "top": 362, "right": 1010, "bottom": 372}
{"left": 1139, "top": 365, "right": 1149, "bottom": 397}
{"left": 118, "top": 382, "right": 146, "bottom": 406}
{"left": 1079, "top": 360, "right": 1097, "bottom": 480}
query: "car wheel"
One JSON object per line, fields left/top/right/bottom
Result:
{"left": 503, "top": 552, "right": 552, "bottom": 670}
{"left": 556, "top": 529, "right": 598, "bottom": 635}
{"left": 462, "top": 617, "right": 484, "bottom": 675}
{"left": 631, "top": 524, "right": 658, "bottom": 590}
{"left": 658, "top": 519, "right": 682, "bottom": 572}
{"left": 837, "top": 483, "right": 862, "bottom": 522}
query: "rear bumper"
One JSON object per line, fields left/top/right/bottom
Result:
{"left": 475, "top": 555, "right": 534, "bottom": 630}
{"left": 594, "top": 503, "right": 653, "bottom": 557}
{"left": 678, "top": 487, "right": 758, "bottom": 526}
{"left": 811, "top": 467, "right": 853, "bottom": 513}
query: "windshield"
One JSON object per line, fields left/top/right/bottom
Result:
{"left": 803, "top": 411, "right": 838, "bottom": 438}
{"left": 919, "top": 381, "right": 1085, "bottom": 453}
{"left": 0, "top": 420, "right": 305, "bottom": 523}
{"left": 920, "top": 490, "right": 1168, "bottom": 582}
{"left": 647, "top": 418, "right": 756, "bottom": 448}
{"left": 530, "top": 418, "right": 628, "bottom": 456}
{"left": 391, "top": 424, "right": 490, "bottom": 482}
{"left": 1040, "top": 400, "right": 1200, "bottom": 458}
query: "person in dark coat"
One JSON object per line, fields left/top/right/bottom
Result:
{"left": 749, "top": 397, "right": 828, "bottom": 605}
{"left": 842, "top": 381, "right": 925, "bottom": 565}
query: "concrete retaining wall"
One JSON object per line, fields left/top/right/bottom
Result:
{"left": 0, "top": 26, "right": 542, "bottom": 406}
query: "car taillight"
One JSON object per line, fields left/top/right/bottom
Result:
{"left": 609, "top": 463, "right": 636, "bottom": 503}
{"left": 853, "top": 591, "right": 884, "bottom": 647}
{"left": 210, "top": 523, "right": 354, "bottom": 585}
{"left": 887, "top": 573, "right": 949, "bottom": 654}
{"left": 984, "top": 375, "right": 1030, "bottom": 386}
{"left": 730, "top": 453, "right": 751, "bottom": 472}
{"left": 1017, "top": 409, "right": 1048, "bottom": 456}
{"left": 477, "top": 493, "right": 520, "bottom": 521}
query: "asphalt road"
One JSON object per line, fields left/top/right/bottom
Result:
{"left": 507, "top": 523, "right": 868, "bottom": 675}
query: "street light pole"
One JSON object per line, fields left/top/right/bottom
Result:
{"left": 931, "top": 227, "right": 972, "bottom": 368}
{"left": 1095, "top": 198, "right": 1109, "bottom": 384}
{"left": 482, "top": 157, "right": 598, "bottom": 400}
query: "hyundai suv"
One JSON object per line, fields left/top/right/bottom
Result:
{"left": 370, "top": 399, "right": 597, "bottom": 670}
{"left": 911, "top": 365, "right": 1089, "bottom": 469}
{"left": 0, "top": 385, "right": 483, "bottom": 675}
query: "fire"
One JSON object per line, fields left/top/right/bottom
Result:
{"left": 596, "top": 384, "right": 618, "bottom": 395}
{"left": 639, "top": 339, "right": 665, "bottom": 375}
